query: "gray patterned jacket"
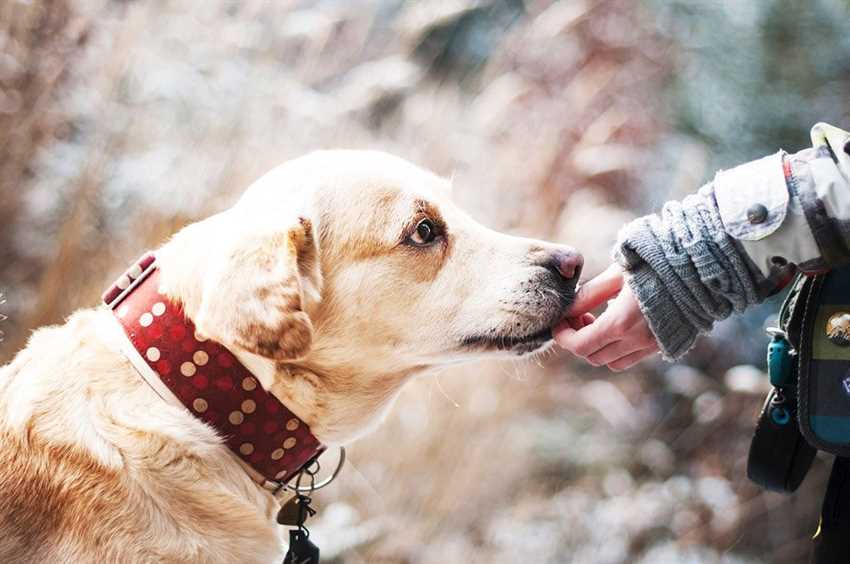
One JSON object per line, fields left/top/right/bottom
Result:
{"left": 616, "top": 123, "right": 850, "bottom": 360}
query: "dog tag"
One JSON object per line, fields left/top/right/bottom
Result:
{"left": 283, "top": 529, "right": 319, "bottom": 564}
{"left": 277, "top": 496, "right": 304, "bottom": 527}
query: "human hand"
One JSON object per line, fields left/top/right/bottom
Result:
{"left": 555, "top": 264, "right": 659, "bottom": 371}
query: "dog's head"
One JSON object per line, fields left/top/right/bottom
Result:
{"left": 164, "top": 151, "right": 581, "bottom": 439}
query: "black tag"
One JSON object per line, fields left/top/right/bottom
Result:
{"left": 283, "top": 529, "right": 320, "bottom": 564}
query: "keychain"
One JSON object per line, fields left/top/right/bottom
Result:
{"left": 278, "top": 463, "right": 322, "bottom": 564}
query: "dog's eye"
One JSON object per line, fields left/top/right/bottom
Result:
{"left": 409, "top": 218, "right": 438, "bottom": 246}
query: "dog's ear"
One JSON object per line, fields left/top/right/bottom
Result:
{"left": 194, "top": 215, "right": 322, "bottom": 361}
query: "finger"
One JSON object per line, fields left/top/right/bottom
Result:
{"left": 553, "top": 324, "right": 577, "bottom": 347}
{"left": 564, "top": 318, "right": 582, "bottom": 331}
{"left": 561, "top": 312, "right": 596, "bottom": 331}
{"left": 586, "top": 338, "right": 645, "bottom": 367}
{"left": 554, "top": 315, "right": 618, "bottom": 357}
{"left": 568, "top": 263, "right": 624, "bottom": 316}
{"left": 607, "top": 348, "right": 657, "bottom": 372}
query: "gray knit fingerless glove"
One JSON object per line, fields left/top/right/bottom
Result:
{"left": 613, "top": 183, "right": 771, "bottom": 360}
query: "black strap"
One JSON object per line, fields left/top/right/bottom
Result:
{"left": 811, "top": 457, "right": 850, "bottom": 564}
{"left": 781, "top": 272, "right": 813, "bottom": 351}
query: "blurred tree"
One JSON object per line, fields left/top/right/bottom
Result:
{"left": 411, "top": 0, "right": 526, "bottom": 84}
{"left": 0, "top": 0, "right": 84, "bottom": 346}
{"left": 655, "top": 0, "right": 850, "bottom": 167}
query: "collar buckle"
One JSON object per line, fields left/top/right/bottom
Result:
{"left": 103, "top": 253, "right": 158, "bottom": 310}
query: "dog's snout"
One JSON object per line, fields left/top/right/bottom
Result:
{"left": 544, "top": 249, "right": 583, "bottom": 281}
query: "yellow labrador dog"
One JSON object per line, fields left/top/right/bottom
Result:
{"left": 0, "top": 151, "right": 581, "bottom": 563}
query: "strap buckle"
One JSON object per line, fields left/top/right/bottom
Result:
{"left": 104, "top": 253, "right": 158, "bottom": 310}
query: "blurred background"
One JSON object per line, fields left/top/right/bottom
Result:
{"left": 2, "top": 0, "right": 850, "bottom": 562}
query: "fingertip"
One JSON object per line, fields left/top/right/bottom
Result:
{"left": 568, "top": 265, "right": 625, "bottom": 315}
{"left": 557, "top": 313, "right": 596, "bottom": 337}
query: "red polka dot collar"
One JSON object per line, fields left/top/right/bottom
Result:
{"left": 103, "top": 253, "right": 325, "bottom": 491}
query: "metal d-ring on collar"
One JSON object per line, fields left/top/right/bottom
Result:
{"left": 285, "top": 447, "right": 346, "bottom": 493}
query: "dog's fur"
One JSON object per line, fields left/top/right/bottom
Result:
{"left": 0, "top": 151, "right": 579, "bottom": 563}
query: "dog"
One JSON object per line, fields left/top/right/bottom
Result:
{"left": 0, "top": 150, "right": 582, "bottom": 563}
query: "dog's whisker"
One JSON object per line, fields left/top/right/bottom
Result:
{"left": 510, "top": 358, "right": 529, "bottom": 382}
{"left": 433, "top": 373, "right": 460, "bottom": 408}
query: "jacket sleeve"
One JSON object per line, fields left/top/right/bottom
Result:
{"left": 614, "top": 123, "right": 850, "bottom": 360}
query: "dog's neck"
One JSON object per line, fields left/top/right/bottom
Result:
{"left": 154, "top": 226, "right": 419, "bottom": 446}
{"left": 243, "top": 356, "right": 415, "bottom": 445}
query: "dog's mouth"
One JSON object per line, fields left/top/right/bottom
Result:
{"left": 460, "top": 325, "right": 555, "bottom": 356}
{"left": 459, "top": 279, "right": 577, "bottom": 356}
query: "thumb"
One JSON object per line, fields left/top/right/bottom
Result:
{"left": 567, "top": 263, "right": 624, "bottom": 316}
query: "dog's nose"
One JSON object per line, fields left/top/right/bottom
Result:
{"left": 546, "top": 249, "right": 584, "bottom": 281}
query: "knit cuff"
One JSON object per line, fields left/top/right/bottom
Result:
{"left": 623, "top": 262, "right": 700, "bottom": 361}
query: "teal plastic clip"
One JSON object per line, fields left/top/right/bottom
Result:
{"left": 766, "top": 328, "right": 793, "bottom": 388}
